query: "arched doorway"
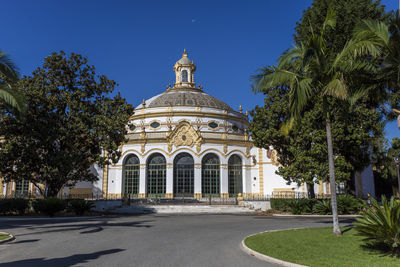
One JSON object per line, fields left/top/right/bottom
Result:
{"left": 228, "top": 154, "right": 243, "bottom": 196}
{"left": 174, "top": 153, "right": 194, "bottom": 197}
{"left": 147, "top": 153, "right": 166, "bottom": 197}
{"left": 202, "top": 153, "right": 220, "bottom": 196}
{"left": 123, "top": 154, "right": 140, "bottom": 197}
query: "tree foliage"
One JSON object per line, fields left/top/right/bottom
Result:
{"left": 0, "top": 52, "right": 134, "bottom": 197}
{"left": 250, "top": 0, "right": 388, "bottom": 190}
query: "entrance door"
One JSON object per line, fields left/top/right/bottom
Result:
{"left": 174, "top": 153, "right": 194, "bottom": 197}
{"left": 147, "top": 153, "right": 166, "bottom": 197}
{"left": 228, "top": 155, "right": 243, "bottom": 196}
{"left": 123, "top": 154, "right": 140, "bottom": 197}
{"left": 202, "top": 153, "right": 220, "bottom": 196}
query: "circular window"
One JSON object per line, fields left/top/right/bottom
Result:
{"left": 129, "top": 125, "right": 136, "bottom": 131}
{"left": 208, "top": 122, "right": 219, "bottom": 129}
{"left": 182, "top": 135, "right": 187, "bottom": 141}
{"left": 232, "top": 125, "right": 239, "bottom": 132}
{"left": 150, "top": 121, "right": 160, "bottom": 128}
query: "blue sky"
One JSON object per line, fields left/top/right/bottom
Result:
{"left": 2, "top": 0, "right": 399, "bottom": 140}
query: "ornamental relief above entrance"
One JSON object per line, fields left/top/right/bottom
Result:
{"left": 166, "top": 121, "right": 202, "bottom": 152}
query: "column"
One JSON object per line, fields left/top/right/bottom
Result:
{"left": 165, "top": 163, "right": 174, "bottom": 198}
{"left": 138, "top": 164, "right": 146, "bottom": 198}
{"left": 194, "top": 163, "right": 202, "bottom": 198}
{"left": 220, "top": 164, "right": 229, "bottom": 198}
{"left": 0, "top": 178, "right": 3, "bottom": 197}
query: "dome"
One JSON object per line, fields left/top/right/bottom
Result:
{"left": 175, "top": 49, "right": 193, "bottom": 65}
{"left": 137, "top": 90, "right": 233, "bottom": 111}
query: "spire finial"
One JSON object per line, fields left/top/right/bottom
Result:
{"left": 183, "top": 48, "right": 188, "bottom": 57}
{"left": 239, "top": 104, "right": 243, "bottom": 113}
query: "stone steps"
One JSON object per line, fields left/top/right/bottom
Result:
{"left": 112, "top": 205, "right": 254, "bottom": 214}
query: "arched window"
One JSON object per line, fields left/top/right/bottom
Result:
{"left": 228, "top": 155, "right": 243, "bottom": 196}
{"left": 202, "top": 153, "right": 220, "bottom": 196}
{"left": 147, "top": 153, "right": 166, "bottom": 196}
{"left": 123, "top": 154, "right": 140, "bottom": 197}
{"left": 15, "top": 180, "right": 29, "bottom": 198}
{"left": 174, "top": 153, "right": 194, "bottom": 197}
{"left": 182, "top": 70, "right": 188, "bottom": 82}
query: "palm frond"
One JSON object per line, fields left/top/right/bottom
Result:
{"left": 322, "top": 77, "right": 347, "bottom": 100}
{"left": 348, "top": 20, "right": 389, "bottom": 58}
{"left": 337, "top": 59, "right": 377, "bottom": 73}
{"left": 0, "top": 83, "right": 26, "bottom": 114}
{"left": 278, "top": 46, "right": 302, "bottom": 69}
{"left": 0, "top": 51, "right": 20, "bottom": 82}
{"left": 321, "top": 7, "right": 336, "bottom": 34}
{"left": 289, "top": 77, "right": 313, "bottom": 117}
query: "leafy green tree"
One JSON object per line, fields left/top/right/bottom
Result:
{"left": 0, "top": 52, "right": 134, "bottom": 197}
{"left": 0, "top": 51, "right": 25, "bottom": 115}
{"left": 253, "top": 6, "right": 383, "bottom": 235}
{"left": 251, "top": 0, "right": 390, "bottom": 235}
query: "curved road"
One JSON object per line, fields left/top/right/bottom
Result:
{"left": 0, "top": 214, "right": 354, "bottom": 267}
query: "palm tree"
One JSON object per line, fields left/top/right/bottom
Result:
{"left": 253, "top": 9, "right": 376, "bottom": 235}
{"left": 0, "top": 51, "right": 25, "bottom": 115}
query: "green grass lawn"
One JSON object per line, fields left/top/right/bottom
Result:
{"left": 245, "top": 227, "right": 399, "bottom": 267}
{"left": 0, "top": 234, "right": 10, "bottom": 241}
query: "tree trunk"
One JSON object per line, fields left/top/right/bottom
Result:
{"left": 325, "top": 117, "right": 342, "bottom": 236}
{"left": 355, "top": 170, "right": 363, "bottom": 198}
{"left": 307, "top": 183, "right": 316, "bottom": 198}
{"left": 46, "top": 183, "right": 62, "bottom": 198}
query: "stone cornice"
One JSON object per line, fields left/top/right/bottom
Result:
{"left": 130, "top": 111, "right": 249, "bottom": 125}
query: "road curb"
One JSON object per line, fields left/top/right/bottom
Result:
{"left": 0, "top": 232, "right": 15, "bottom": 244}
{"left": 272, "top": 214, "right": 360, "bottom": 218}
{"left": 240, "top": 228, "right": 309, "bottom": 267}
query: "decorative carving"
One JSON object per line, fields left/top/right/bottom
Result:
{"left": 223, "top": 144, "right": 227, "bottom": 154}
{"left": 194, "top": 163, "right": 201, "bottom": 169}
{"left": 267, "top": 149, "right": 279, "bottom": 166}
{"left": 141, "top": 143, "right": 146, "bottom": 153}
{"left": 168, "top": 143, "right": 172, "bottom": 153}
{"left": 246, "top": 145, "right": 252, "bottom": 156}
{"left": 196, "top": 142, "right": 201, "bottom": 152}
{"left": 167, "top": 121, "right": 202, "bottom": 150}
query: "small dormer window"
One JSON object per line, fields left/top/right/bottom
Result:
{"left": 182, "top": 70, "right": 188, "bottom": 82}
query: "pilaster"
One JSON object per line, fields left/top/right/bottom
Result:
{"left": 220, "top": 164, "right": 228, "bottom": 195}
{"left": 194, "top": 163, "right": 202, "bottom": 195}
{"left": 139, "top": 164, "right": 146, "bottom": 196}
{"left": 166, "top": 163, "right": 174, "bottom": 195}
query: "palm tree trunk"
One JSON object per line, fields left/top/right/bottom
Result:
{"left": 325, "top": 117, "right": 342, "bottom": 236}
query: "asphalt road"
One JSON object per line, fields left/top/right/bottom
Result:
{"left": 0, "top": 214, "right": 354, "bottom": 267}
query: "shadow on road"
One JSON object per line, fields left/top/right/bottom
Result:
{"left": 0, "top": 248, "right": 124, "bottom": 267}
{"left": 11, "top": 219, "right": 153, "bottom": 237}
{"left": 11, "top": 239, "right": 40, "bottom": 244}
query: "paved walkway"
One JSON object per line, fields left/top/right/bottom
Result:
{"left": 0, "top": 214, "right": 354, "bottom": 267}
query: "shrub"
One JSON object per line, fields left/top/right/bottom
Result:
{"left": 337, "top": 195, "right": 364, "bottom": 214}
{"left": 68, "top": 199, "right": 94, "bottom": 216}
{"left": 0, "top": 199, "right": 29, "bottom": 215}
{"left": 313, "top": 199, "right": 332, "bottom": 214}
{"left": 0, "top": 199, "right": 12, "bottom": 214}
{"left": 354, "top": 196, "right": 400, "bottom": 253}
{"left": 11, "top": 199, "right": 29, "bottom": 214}
{"left": 32, "top": 198, "right": 66, "bottom": 217}
{"left": 270, "top": 198, "right": 291, "bottom": 212}
{"left": 271, "top": 198, "right": 317, "bottom": 214}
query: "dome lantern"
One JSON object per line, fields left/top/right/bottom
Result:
{"left": 173, "top": 49, "right": 197, "bottom": 89}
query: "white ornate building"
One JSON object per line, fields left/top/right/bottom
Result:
{"left": 4, "top": 50, "right": 375, "bottom": 199}
{"left": 90, "top": 50, "right": 304, "bottom": 199}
